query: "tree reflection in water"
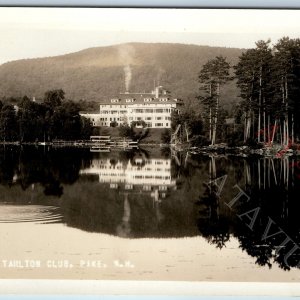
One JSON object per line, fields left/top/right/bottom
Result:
{"left": 0, "top": 145, "right": 299, "bottom": 271}
{"left": 196, "top": 180, "right": 230, "bottom": 249}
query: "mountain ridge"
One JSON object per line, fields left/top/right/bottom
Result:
{"left": 0, "top": 42, "right": 245, "bottom": 109}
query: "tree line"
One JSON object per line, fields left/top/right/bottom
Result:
{"left": 0, "top": 89, "right": 93, "bottom": 142}
{"left": 176, "top": 36, "right": 300, "bottom": 147}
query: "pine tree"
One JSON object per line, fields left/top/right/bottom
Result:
{"left": 198, "top": 56, "right": 231, "bottom": 145}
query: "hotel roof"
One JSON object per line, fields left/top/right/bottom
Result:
{"left": 100, "top": 92, "right": 182, "bottom": 105}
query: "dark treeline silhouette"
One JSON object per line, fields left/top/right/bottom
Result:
{"left": 0, "top": 89, "right": 93, "bottom": 142}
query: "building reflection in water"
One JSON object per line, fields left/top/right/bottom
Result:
{"left": 80, "top": 155, "right": 177, "bottom": 202}
{"left": 80, "top": 153, "right": 177, "bottom": 237}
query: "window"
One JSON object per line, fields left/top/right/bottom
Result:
{"left": 146, "top": 117, "right": 152, "bottom": 120}
{"left": 155, "top": 123, "right": 163, "bottom": 127}
{"left": 125, "top": 184, "right": 133, "bottom": 190}
{"left": 156, "top": 117, "right": 162, "bottom": 120}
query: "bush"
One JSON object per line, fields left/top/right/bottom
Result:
{"left": 138, "top": 128, "right": 150, "bottom": 141}
{"left": 110, "top": 121, "right": 118, "bottom": 127}
{"left": 119, "top": 125, "right": 134, "bottom": 138}
{"left": 131, "top": 120, "right": 146, "bottom": 128}
{"left": 245, "top": 137, "right": 264, "bottom": 149}
{"left": 190, "top": 135, "right": 209, "bottom": 147}
{"left": 161, "top": 129, "right": 171, "bottom": 144}
{"left": 227, "top": 131, "right": 244, "bottom": 147}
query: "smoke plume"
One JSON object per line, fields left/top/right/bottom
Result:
{"left": 124, "top": 65, "right": 132, "bottom": 92}
{"left": 118, "top": 45, "right": 135, "bottom": 92}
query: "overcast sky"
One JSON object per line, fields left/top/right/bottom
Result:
{"left": 1, "top": 8, "right": 300, "bottom": 64}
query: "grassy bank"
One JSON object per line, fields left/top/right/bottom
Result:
{"left": 99, "top": 127, "right": 166, "bottom": 144}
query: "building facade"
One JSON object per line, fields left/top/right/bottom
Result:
{"left": 80, "top": 86, "right": 182, "bottom": 129}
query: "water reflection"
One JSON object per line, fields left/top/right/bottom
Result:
{"left": 80, "top": 154, "right": 176, "bottom": 201}
{"left": 0, "top": 145, "right": 299, "bottom": 271}
{"left": 0, "top": 204, "right": 62, "bottom": 224}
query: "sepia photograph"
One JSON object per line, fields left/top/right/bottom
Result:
{"left": 0, "top": 7, "right": 300, "bottom": 288}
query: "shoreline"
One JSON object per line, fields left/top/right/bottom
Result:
{"left": 0, "top": 141, "right": 300, "bottom": 157}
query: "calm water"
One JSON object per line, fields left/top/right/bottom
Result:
{"left": 0, "top": 145, "right": 300, "bottom": 280}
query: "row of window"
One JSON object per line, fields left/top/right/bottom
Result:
{"left": 100, "top": 109, "right": 172, "bottom": 114}
{"left": 134, "top": 175, "right": 171, "bottom": 179}
{"left": 101, "top": 111, "right": 125, "bottom": 114}
{"left": 132, "top": 109, "right": 171, "bottom": 113}
{"left": 101, "top": 104, "right": 174, "bottom": 109}
{"left": 109, "top": 183, "right": 170, "bottom": 190}
{"left": 110, "top": 98, "right": 170, "bottom": 103}
{"left": 129, "top": 116, "right": 170, "bottom": 121}
{"left": 101, "top": 105, "right": 128, "bottom": 108}
{"left": 94, "top": 122, "right": 170, "bottom": 127}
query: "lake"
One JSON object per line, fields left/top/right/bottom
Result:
{"left": 0, "top": 145, "right": 299, "bottom": 281}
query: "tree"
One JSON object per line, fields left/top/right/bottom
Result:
{"left": 80, "top": 117, "right": 93, "bottom": 139}
{"left": 171, "top": 106, "right": 203, "bottom": 144}
{"left": 18, "top": 96, "right": 46, "bottom": 142}
{"left": 235, "top": 37, "right": 300, "bottom": 147}
{"left": 198, "top": 56, "right": 231, "bottom": 145}
{"left": 271, "top": 37, "right": 300, "bottom": 145}
{"left": 235, "top": 40, "right": 273, "bottom": 144}
{"left": 0, "top": 104, "right": 18, "bottom": 141}
{"left": 58, "top": 101, "right": 82, "bottom": 140}
{"left": 44, "top": 89, "right": 65, "bottom": 109}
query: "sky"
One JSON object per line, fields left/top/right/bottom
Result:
{"left": 1, "top": 8, "right": 300, "bottom": 64}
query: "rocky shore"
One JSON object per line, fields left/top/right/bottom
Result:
{"left": 188, "top": 143, "right": 300, "bottom": 157}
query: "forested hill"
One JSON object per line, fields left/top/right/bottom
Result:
{"left": 0, "top": 43, "right": 244, "bottom": 108}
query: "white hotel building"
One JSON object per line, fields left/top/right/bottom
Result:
{"left": 81, "top": 86, "right": 182, "bottom": 128}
